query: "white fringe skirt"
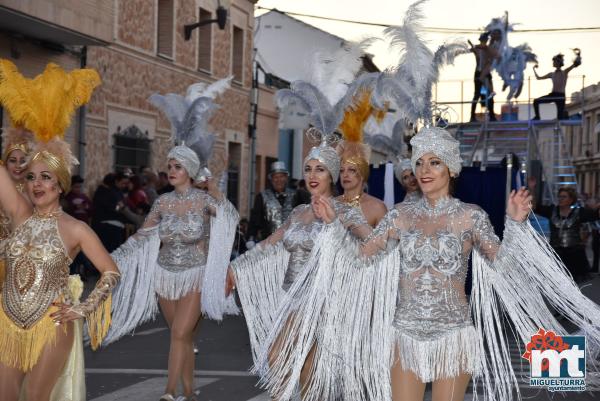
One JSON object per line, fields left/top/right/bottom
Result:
{"left": 395, "top": 325, "right": 478, "bottom": 383}
{"left": 154, "top": 264, "right": 204, "bottom": 300}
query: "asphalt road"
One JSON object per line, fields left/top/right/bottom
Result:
{"left": 84, "top": 277, "right": 600, "bottom": 401}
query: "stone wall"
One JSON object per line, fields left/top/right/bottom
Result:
{"left": 84, "top": 0, "right": 254, "bottom": 216}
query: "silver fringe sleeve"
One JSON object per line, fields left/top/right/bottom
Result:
{"left": 201, "top": 198, "right": 240, "bottom": 320}
{"left": 255, "top": 220, "right": 399, "bottom": 401}
{"left": 231, "top": 242, "right": 288, "bottom": 364}
{"left": 472, "top": 218, "right": 600, "bottom": 400}
{"left": 103, "top": 227, "right": 161, "bottom": 345}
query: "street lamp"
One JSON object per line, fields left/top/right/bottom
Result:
{"left": 184, "top": 2, "right": 228, "bottom": 41}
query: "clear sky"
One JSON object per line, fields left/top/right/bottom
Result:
{"left": 256, "top": 0, "right": 600, "bottom": 119}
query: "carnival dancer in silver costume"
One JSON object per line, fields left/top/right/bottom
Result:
{"left": 298, "top": 2, "right": 600, "bottom": 400}
{"left": 0, "top": 60, "right": 120, "bottom": 401}
{"left": 225, "top": 41, "right": 385, "bottom": 401}
{"left": 395, "top": 158, "right": 420, "bottom": 204}
{"left": 227, "top": 135, "right": 374, "bottom": 401}
{"left": 313, "top": 124, "right": 600, "bottom": 401}
{"left": 104, "top": 79, "right": 239, "bottom": 401}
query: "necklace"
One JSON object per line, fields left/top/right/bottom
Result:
{"left": 33, "top": 207, "right": 63, "bottom": 219}
{"left": 343, "top": 193, "right": 362, "bottom": 208}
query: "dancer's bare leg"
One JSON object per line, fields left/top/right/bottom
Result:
{"left": 0, "top": 363, "right": 25, "bottom": 401}
{"left": 299, "top": 346, "right": 317, "bottom": 400}
{"left": 24, "top": 322, "right": 74, "bottom": 401}
{"left": 160, "top": 297, "right": 178, "bottom": 395}
{"left": 159, "top": 292, "right": 201, "bottom": 398}
{"left": 174, "top": 292, "right": 201, "bottom": 396}
{"left": 391, "top": 357, "right": 426, "bottom": 401}
{"left": 267, "top": 316, "right": 296, "bottom": 401}
{"left": 432, "top": 373, "right": 471, "bottom": 401}
{"left": 183, "top": 318, "right": 201, "bottom": 394}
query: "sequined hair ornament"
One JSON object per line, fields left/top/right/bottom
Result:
{"left": 0, "top": 60, "right": 100, "bottom": 192}
{"left": 304, "top": 128, "right": 341, "bottom": 183}
{"left": 337, "top": 89, "right": 378, "bottom": 180}
{"left": 2, "top": 127, "right": 34, "bottom": 163}
{"left": 410, "top": 126, "right": 462, "bottom": 175}
{"left": 394, "top": 157, "right": 414, "bottom": 183}
{"left": 149, "top": 77, "right": 231, "bottom": 181}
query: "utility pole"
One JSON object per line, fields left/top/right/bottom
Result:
{"left": 248, "top": 48, "right": 259, "bottom": 212}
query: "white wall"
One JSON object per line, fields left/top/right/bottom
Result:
{"left": 255, "top": 11, "right": 345, "bottom": 84}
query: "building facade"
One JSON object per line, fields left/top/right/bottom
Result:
{"left": 0, "top": 0, "right": 256, "bottom": 216}
{"left": 565, "top": 82, "right": 600, "bottom": 199}
{"left": 253, "top": 9, "right": 379, "bottom": 189}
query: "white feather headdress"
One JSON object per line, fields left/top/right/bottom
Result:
{"left": 373, "top": 0, "right": 469, "bottom": 125}
{"left": 149, "top": 77, "right": 231, "bottom": 176}
{"left": 276, "top": 40, "right": 377, "bottom": 143}
{"left": 364, "top": 116, "right": 408, "bottom": 162}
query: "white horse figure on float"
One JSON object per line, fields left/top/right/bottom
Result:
{"left": 486, "top": 13, "right": 537, "bottom": 101}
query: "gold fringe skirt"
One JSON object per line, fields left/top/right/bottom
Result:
{"left": 0, "top": 276, "right": 84, "bottom": 372}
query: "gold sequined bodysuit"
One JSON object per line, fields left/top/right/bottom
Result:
{"left": 2, "top": 211, "right": 72, "bottom": 329}
{"left": 0, "top": 184, "right": 25, "bottom": 287}
{"left": 0, "top": 206, "right": 10, "bottom": 254}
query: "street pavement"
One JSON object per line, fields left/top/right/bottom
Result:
{"left": 85, "top": 277, "right": 600, "bottom": 401}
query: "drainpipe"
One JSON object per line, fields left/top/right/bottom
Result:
{"left": 77, "top": 46, "right": 88, "bottom": 177}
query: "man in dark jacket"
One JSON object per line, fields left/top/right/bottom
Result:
{"left": 91, "top": 172, "right": 132, "bottom": 252}
{"left": 247, "top": 161, "right": 310, "bottom": 242}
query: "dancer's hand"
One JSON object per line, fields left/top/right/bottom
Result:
{"left": 50, "top": 302, "right": 83, "bottom": 325}
{"left": 225, "top": 267, "right": 236, "bottom": 297}
{"left": 507, "top": 187, "right": 532, "bottom": 222}
{"left": 312, "top": 195, "right": 336, "bottom": 224}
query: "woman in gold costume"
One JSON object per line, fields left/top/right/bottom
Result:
{"left": 336, "top": 90, "right": 387, "bottom": 227}
{"left": 0, "top": 60, "right": 120, "bottom": 401}
{"left": 0, "top": 128, "right": 33, "bottom": 287}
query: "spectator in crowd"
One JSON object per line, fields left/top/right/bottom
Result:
{"left": 143, "top": 170, "right": 159, "bottom": 206}
{"left": 126, "top": 174, "right": 150, "bottom": 215}
{"left": 122, "top": 167, "right": 134, "bottom": 178}
{"left": 91, "top": 172, "right": 132, "bottom": 253}
{"left": 586, "top": 195, "right": 600, "bottom": 273}
{"left": 64, "top": 175, "right": 94, "bottom": 279}
{"left": 530, "top": 177, "right": 599, "bottom": 282}
{"left": 63, "top": 175, "right": 92, "bottom": 223}
{"left": 247, "top": 161, "right": 310, "bottom": 242}
{"left": 533, "top": 53, "right": 581, "bottom": 120}
{"left": 157, "top": 171, "right": 174, "bottom": 194}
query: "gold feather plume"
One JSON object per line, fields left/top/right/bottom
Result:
{"left": 336, "top": 90, "right": 385, "bottom": 179}
{"left": 0, "top": 59, "right": 100, "bottom": 142}
{"left": 339, "top": 89, "right": 373, "bottom": 145}
{"left": 0, "top": 59, "right": 100, "bottom": 192}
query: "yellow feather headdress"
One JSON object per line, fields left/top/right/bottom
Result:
{"left": 337, "top": 89, "right": 383, "bottom": 180}
{"left": 0, "top": 59, "right": 100, "bottom": 192}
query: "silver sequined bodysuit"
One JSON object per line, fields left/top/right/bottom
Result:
{"left": 266, "top": 201, "right": 371, "bottom": 291}
{"left": 150, "top": 188, "right": 215, "bottom": 271}
{"left": 140, "top": 187, "right": 221, "bottom": 298}
{"left": 364, "top": 196, "right": 501, "bottom": 340}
